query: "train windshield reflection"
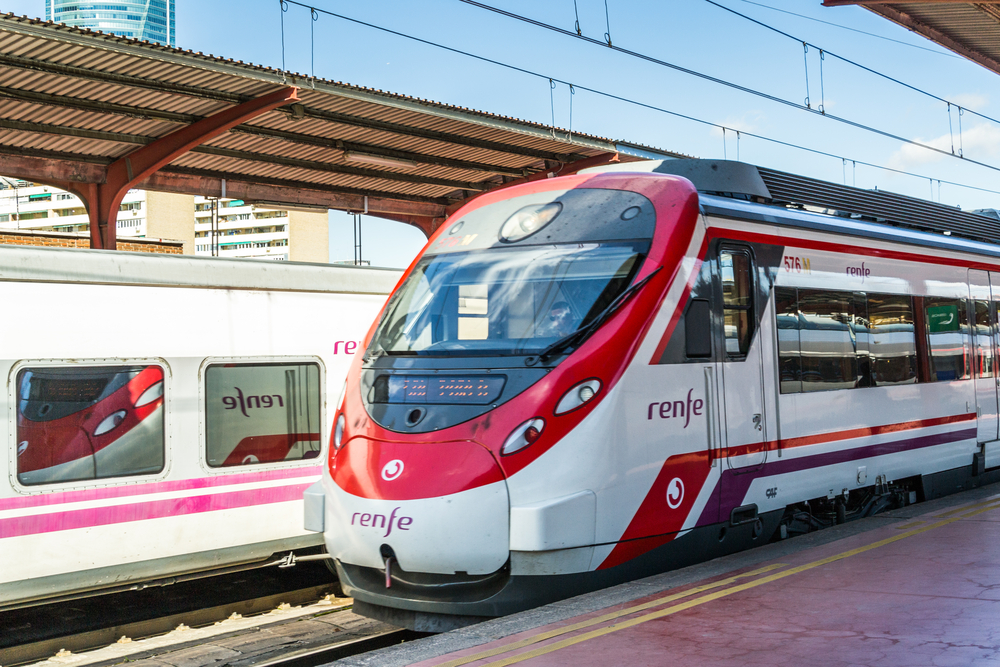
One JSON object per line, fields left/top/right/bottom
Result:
{"left": 371, "top": 241, "right": 647, "bottom": 356}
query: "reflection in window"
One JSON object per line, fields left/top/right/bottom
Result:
{"left": 720, "top": 250, "right": 753, "bottom": 356}
{"left": 868, "top": 294, "right": 917, "bottom": 386}
{"left": 16, "top": 365, "right": 165, "bottom": 485}
{"left": 975, "top": 300, "right": 994, "bottom": 379}
{"left": 776, "top": 287, "right": 801, "bottom": 394}
{"left": 923, "top": 298, "right": 970, "bottom": 382}
{"left": 206, "top": 363, "right": 321, "bottom": 467}
{"left": 457, "top": 284, "right": 489, "bottom": 340}
{"left": 797, "top": 290, "right": 857, "bottom": 392}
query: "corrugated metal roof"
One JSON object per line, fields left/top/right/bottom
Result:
{"left": 0, "top": 13, "right": 685, "bottom": 227}
{"left": 825, "top": 2, "right": 1000, "bottom": 77}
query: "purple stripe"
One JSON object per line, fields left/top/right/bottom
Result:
{"left": 0, "top": 482, "right": 314, "bottom": 539}
{"left": 695, "top": 427, "right": 977, "bottom": 527}
{"left": 0, "top": 465, "right": 322, "bottom": 512}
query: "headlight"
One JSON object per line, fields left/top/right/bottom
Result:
{"left": 135, "top": 381, "right": 163, "bottom": 408}
{"left": 555, "top": 379, "right": 602, "bottom": 415}
{"left": 333, "top": 413, "right": 346, "bottom": 449}
{"left": 501, "top": 418, "right": 545, "bottom": 456}
{"left": 499, "top": 202, "right": 561, "bottom": 243}
{"left": 94, "top": 410, "right": 127, "bottom": 436}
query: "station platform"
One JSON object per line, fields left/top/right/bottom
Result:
{"left": 338, "top": 482, "right": 1000, "bottom": 667}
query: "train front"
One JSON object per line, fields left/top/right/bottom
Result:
{"left": 320, "top": 171, "right": 700, "bottom": 630}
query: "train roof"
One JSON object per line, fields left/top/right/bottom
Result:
{"left": 0, "top": 244, "right": 402, "bottom": 294}
{"left": 584, "top": 159, "right": 1000, "bottom": 261}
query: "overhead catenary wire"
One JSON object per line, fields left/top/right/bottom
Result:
{"left": 455, "top": 0, "right": 1000, "bottom": 175}
{"left": 276, "top": 0, "right": 1000, "bottom": 200}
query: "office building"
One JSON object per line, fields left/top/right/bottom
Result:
{"left": 45, "top": 0, "right": 176, "bottom": 47}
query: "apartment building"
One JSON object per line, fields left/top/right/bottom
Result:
{"left": 193, "top": 197, "right": 328, "bottom": 263}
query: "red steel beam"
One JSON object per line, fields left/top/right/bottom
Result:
{"left": 46, "top": 87, "right": 299, "bottom": 249}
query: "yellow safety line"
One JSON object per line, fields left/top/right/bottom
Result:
{"left": 454, "top": 498, "right": 1000, "bottom": 667}
{"left": 432, "top": 563, "right": 787, "bottom": 667}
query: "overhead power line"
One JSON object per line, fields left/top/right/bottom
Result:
{"left": 278, "top": 0, "right": 1000, "bottom": 200}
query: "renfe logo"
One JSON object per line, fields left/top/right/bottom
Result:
{"left": 647, "top": 389, "right": 704, "bottom": 428}
{"left": 846, "top": 261, "right": 871, "bottom": 282}
{"left": 666, "top": 477, "right": 684, "bottom": 509}
{"left": 222, "top": 387, "right": 284, "bottom": 417}
{"left": 381, "top": 459, "right": 404, "bottom": 481}
{"left": 351, "top": 507, "right": 413, "bottom": 537}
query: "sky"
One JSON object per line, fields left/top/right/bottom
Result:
{"left": 5, "top": 0, "right": 1000, "bottom": 267}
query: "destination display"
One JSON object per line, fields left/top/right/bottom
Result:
{"left": 379, "top": 375, "right": 506, "bottom": 405}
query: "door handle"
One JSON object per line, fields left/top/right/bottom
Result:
{"left": 752, "top": 413, "right": 762, "bottom": 431}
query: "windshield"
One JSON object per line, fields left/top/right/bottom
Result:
{"left": 370, "top": 242, "right": 647, "bottom": 357}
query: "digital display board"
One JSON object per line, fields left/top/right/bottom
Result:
{"left": 375, "top": 375, "right": 506, "bottom": 405}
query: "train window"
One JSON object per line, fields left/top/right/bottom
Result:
{"left": 797, "top": 290, "right": 858, "bottom": 392}
{"left": 867, "top": 294, "right": 918, "bottom": 387}
{"left": 720, "top": 249, "right": 753, "bottom": 357}
{"left": 205, "top": 362, "right": 321, "bottom": 467}
{"left": 775, "top": 287, "right": 802, "bottom": 394}
{"left": 457, "top": 284, "right": 489, "bottom": 340}
{"left": 923, "top": 298, "right": 971, "bottom": 382}
{"left": 975, "top": 300, "right": 994, "bottom": 379}
{"left": 15, "top": 365, "right": 165, "bottom": 486}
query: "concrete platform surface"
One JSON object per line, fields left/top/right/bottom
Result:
{"left": 335, "top": 482, "right": 1000, "bottom": 667}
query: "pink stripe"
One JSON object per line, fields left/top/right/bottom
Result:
{"left": 0, "top": 482, "right": 314, "bottom": 539}
{"left": 0, "top": 465, "right": 322, "bottom": 512}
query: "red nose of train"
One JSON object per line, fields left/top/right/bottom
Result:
{"left": 326, "top": 436, "right": 510, "bottom": 575}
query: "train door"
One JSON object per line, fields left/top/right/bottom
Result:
{"left": 970, "top": 270, "right": 998, "bottom": 446}
{"left": 718, "top": 246, "right": 766, "bottom": 471}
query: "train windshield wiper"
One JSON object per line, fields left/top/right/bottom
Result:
{"left": 537, "top": 267, "right": 661, "bottom": 362}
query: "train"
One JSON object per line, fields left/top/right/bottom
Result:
{"left": 0, "top": 245, "right": 399, "bottom": 610}
{"left": 309, "top": 158, "right": 1000, "bottom": 631}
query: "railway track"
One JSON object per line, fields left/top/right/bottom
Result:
{"left": 0, "top": 561, "right": 413, "bottom": 667}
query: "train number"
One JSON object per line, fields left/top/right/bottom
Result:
{"left": 783, "top": 256, "right": 811, "bottom": 273}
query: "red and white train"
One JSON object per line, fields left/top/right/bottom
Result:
{"left": 311, "top": 159, "right": 1000, "bottom": 630}
{"left": 0, "top": 246, "right": 398, "bottom": 610}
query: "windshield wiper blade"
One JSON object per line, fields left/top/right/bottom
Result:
{"left": 537, "top": 267, "right": 662, "bottom": 362}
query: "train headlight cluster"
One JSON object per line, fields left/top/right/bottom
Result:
{"left": 499, "top": 202, "right": 562, "bottom": 243}
{"left": 555, "top": 379, "right": 602, "bottom": 415}
{"left": 334, "top": 413, "right": 346, "bottom": 449}
{"left": 501, "top": 418, "right": 545, "bottom": 456}
{"left": 93, "top": 410, "right": 126, "bottom": 436}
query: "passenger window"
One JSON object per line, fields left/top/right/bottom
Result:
{"left": 775, "top": 287, "right": 802, "bottom": 394}
{"left": 975, "top": 300, "right": 994, "bottom": 379}
{"left": 16, "top": 365, "right": 165, "bottom": 485}
{"left": 720, "top": 249, "right": 753, "bottom": 357}
{"left": 205, "top": 362, "right": 321, "bottom": 467}
{"left": 923, "top": 298, "right": 971, "bottom": 382}
{"left": 867, "top": 294, "right": 917, "bottom": 386}
{"left": 457, "top": 284, "right": 489, "bottom": 340}
{"left": 797, "top": 290, "right": 858, "bottom": 392}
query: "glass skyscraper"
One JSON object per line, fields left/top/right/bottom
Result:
{"left": 45, "top": 0, "right": 175, "bottom": 47}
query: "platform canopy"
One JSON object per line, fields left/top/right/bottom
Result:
{"left": 823, "top": 1, "right": 1000, "bottom": 77}
{"left": 0, "top": 14, "right": 680, "bottom": 249}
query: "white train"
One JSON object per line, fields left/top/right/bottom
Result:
{"left": 309, "top": 159, "right": 1000, "bottom": 630}
{"left": 0, "top": 246, "right": 399, "bottom": 610}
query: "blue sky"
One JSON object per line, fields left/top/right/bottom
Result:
{"left": 5, "top": 0, "right": 1000, "bottom": 267}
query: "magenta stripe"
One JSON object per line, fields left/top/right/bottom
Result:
{"left": 0, "top": 465, "right": 322, "bottom": 512}
{"left": 0, "top": 482, "right": 315, "bottom": 539}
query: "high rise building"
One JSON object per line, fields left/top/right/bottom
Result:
{"left": 45, "top": 0, "right": 176, "bottom": 47}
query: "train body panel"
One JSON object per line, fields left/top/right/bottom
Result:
{"left": 320, "top": 160, "right": 1000, "bottom": 628}
{"left": 0, "top": 248, "right": 399, "bottom": 609}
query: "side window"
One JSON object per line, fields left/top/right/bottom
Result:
{"left": 457, "top": 284, "right": 489, "bottom": 340}
{"left": 923, "top": 298, "right": 971, "bottom": 382}
{"left": 775, "top": 287, "right": 801, "bottom": 394}
{"left": 720, "top": 249, "right": 754, "bottom": 357}
{"left": 867, "top": 294, "right": 918, "bottom": 386}
{"left": 797, "top": 290, "right": 858, "bottom": 392}
{"left": 975, "top": 300, "right": 994, "bottom": 379}
{"left": 16, "top": 365, "right": 165, "bottom": 485}
{"left": 205, "top": 362, "right": 321, "bottom": 467}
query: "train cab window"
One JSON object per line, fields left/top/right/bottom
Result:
{"left": 15, "top": 365, "right": 165, "bottom": 486}
{"left": 205, "top": 362, "right": 322, "bottom": 467}
{"left": 457, "top": 284, "right": 489, "bottom": 340}
{"left": 867, "top": 294, "right": 917, "bottom": 386}
{"left": 923, "top": 298, "right": 971, "bottom": 382}
{"left": 974, "top": 300, "right": 994, "bottom": 379}
{"left": 720, "top": 249, "right": 754, "bottom": 357}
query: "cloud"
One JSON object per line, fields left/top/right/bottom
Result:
{"left": 887, "top": 123, "right": 1000, "bottom": 169}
